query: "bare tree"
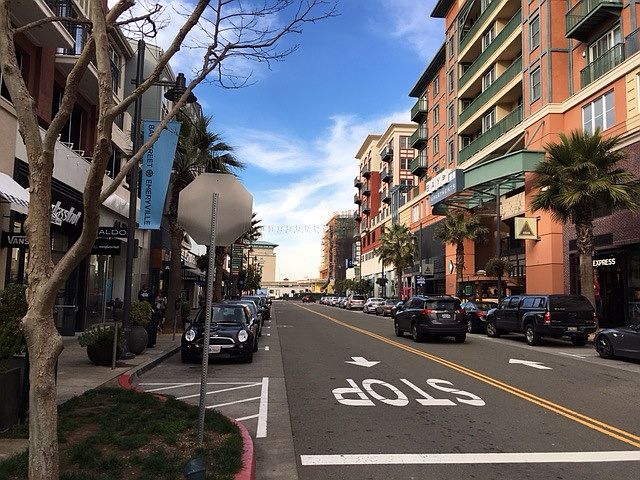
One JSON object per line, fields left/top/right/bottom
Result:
{"left": 0, "top": 1, "right": 336, "bottom": 478}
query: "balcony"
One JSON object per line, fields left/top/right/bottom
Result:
{"left": 381, "top": 169, "right": 392, "bottom": 183}
{"left": 410, "top": 150, "right": 428, "bottom": 177}
{"left": 381, "top": 190, "right": 391, "bottom": 204}
{"left": 410, "top": 98, "right": 429, "bottom": 123}
{"left": 11, "top": 1, "right": 74, "bottom": 48}
{"left": 458, "top": 9, "right": 522, "bottom": 90}
{"left": 409, "top": 125, "right": 428, "bottom": 150}
{"left": 354, "top": 176, "right": 363, "bottom": 188}
{"left": 362, "top": 201, "right": 371, "bottom": 215}
{"left": 354, "top": 211, "right": 362, "bottom": 222}
{"left": 459, "top": 0, "right": 503, "bottom": 53}
{"left": 381, "top": 146, "right": 393, "bottom": 162}
{"left": 361, "top": 165, "right": 371, "bottom": 178}
{"left": 458, "top": 104, "right": 523, "bottom": 164}
{"left": 580, "top": 43, "right": 625, "bottom": 88}
{"left": 566, "top": 0, "right": 622, "bottom": 42}
{"left": 459, "top": 56, "right": 522, "bottom": 126}
{"left": 362, "top": 184, "right": 371, "bottom": 196}
{"left": 354, "top": 194, "right": 362, "bottom": 205}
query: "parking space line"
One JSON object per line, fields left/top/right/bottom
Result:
{"left": 236, "top": 414, "right": 260, "bottom": 421}
{"left": 206, "top": 396, "right": 262, "bottom": 409}
{"left": 264, "top": 346, "right": 270, "bottom": 351}
{"left": 257, "top": 376, "right": 269, "bottom": 438}
{"left": 177, "top": 382, "right": 262, "bottom": 400}
{"left": 144, "top": 383, "right": 196, "bottom": 393}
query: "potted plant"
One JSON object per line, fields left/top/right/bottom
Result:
{"left": 79, "top": 325, "right": 124, "bottom": 366}
{"left": 0, "top": 284, "right": 27, "bottom": 430}
{"left": 129, "top": 300, "right": 152, "bottom": 355}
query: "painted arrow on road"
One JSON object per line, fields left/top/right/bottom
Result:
{"left": 345, "top": 357, "right": 380, "bottom": 368}
{"left": 509, "top": 359, "right": 552, "bottom": 370}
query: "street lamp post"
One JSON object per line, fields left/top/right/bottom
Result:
{"left": 495, "top": 184, "right": 502, "bottom": 303}
{"left": 121, "top": 39, "right": 197, "bottom": 358}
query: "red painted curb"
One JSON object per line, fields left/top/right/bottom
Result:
{"left": 117, "top": 372, "right": 256, "bottom": 480}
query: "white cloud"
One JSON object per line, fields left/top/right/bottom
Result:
{"left": 231, "top": 108, "right": 410, "bottom": 280}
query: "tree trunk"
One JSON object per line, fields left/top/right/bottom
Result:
{"left": 165, "top": 178, "right": 184, "bottom": 329}
{"left": 23, "top": 310, "right": 64, "bottom": 480}
{"left": 395, "top": 268, "right": 402, "bottom": 299}
{"left": 575, "top": 214, "right": 597, "bottom": 317}
{"left": 455, "top": 242, "right": 465, "bottom": 298}
{"left": 213, "top": 246, "right": 227, "bottom": 302}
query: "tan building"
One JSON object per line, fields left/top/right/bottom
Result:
{"left": 319, "top": 212, "right": 355, "bottom": 284}
{"left": 244, "top": 241, "right": 278, "bottom": 284}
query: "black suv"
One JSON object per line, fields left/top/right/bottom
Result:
{"left": 393, "top": 296, "right": 467, "bottom": 343}
{"left": 485, "top": 295, "right": 597, "bottom": 346}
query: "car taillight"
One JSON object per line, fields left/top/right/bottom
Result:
{"left": 592, "top": 312, "right": 598, "bottom": 324}
{"left": 456, "top": 308, "right": 463, "bottom": 314}
{"left": 420, "top": 309, "right": 434, "bottom": 315}
{"left": 544, "top": 311, "right": 551, "bottom": 324}
{"left": 477, "top": 311, "right": 487, "bottom": 317}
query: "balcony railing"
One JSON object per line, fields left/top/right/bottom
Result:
{"left": 362, "top": 201, "right": 371, "bottom": 214}
{"left": 458, "top": 104, "right": 523, "bottom": 164}
{"left": 381, "top": 169, "right": 392, "bottom": 183}
{"left": 381, "top": 190, "right": 391, "bottom": 204}
{"left": 409, "top": 124, "right": 428, "bottom": 149}
{"left": 459, "top": 56, "right": 522, "bottom": 126}
{"left": 410, "top": 98, "right": 429, "bottom": 123}
{"left": 361, "top": 165, "right": 371, "bottom": 178}
{"left": 354, "top": 176, "right": 362, "bottom": 188}
{"left": 410, "top": 150, "right": 428, "bottom": 177}
{"left": 362, "top": 184, "right": 371, "bottom": 196}
{"left": 354, "top": 211, "right": 362, "bottom": 222}
{"left": 580, "top": 43, "right": 625, "bottom": 88}
{"left": 354, "top": 194, "right": 362, "bottom": 205}
{"left": 458, "top": 9, "right": 522, "bottom": 90}
{"left": 566, "top": 0, "right": 622, "bottom": 41}
{"left": 459, "top": 0, "right": 503, "bottom": 53}
{"left": 381, "top": 146, "right": 393, "bottom": 162}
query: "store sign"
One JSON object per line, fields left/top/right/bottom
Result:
{"left": 428, "top": 169, "right": 464, "bottom": 205}
{"left": 51, "top": 201, "right": 82, "bottom": 226}
{"left": 1, "top": 232, "right": 29, "bottom": 248}
{"left": 91, "top": 239, "right": 121, "bottom": 255}
{"left": 514, "top": 217, "right": 538, "bottom": 240}
{"left": 416, "top": 276, "right": 426, "bottom": 286}
{"left": 97, "top": 226, "right": 128, "bottom": 238}
{"left": 422, "top": 262, "right": 434, "bottom": 276}
{"left": 593, "top": 257, "right": 616, "bottom": 267}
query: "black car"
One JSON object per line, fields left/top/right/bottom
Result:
{"left": 486, "top": 294, "right": 597, "bottom": 346}
{"left": 244, "top": 295, "right": 270, "bottom": 321}
{"left": 393, "top": 296, "right": 467, "bottom": 343}
{"left": 461, "top": 301, "right": 498, "bottom": 333}
{"left": 594, "top": 323, "right": 640, "bottom": 360}
{"left": 223, "top": 299, "right": 262, "bottom": 336}
{"left": 181, "top": 304, "right": 259, "bottom": 363}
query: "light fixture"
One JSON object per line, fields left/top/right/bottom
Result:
{"left": 164, "top": 73, "right": 197, "bottom": 103}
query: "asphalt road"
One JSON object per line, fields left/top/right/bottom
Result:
{"left": 139, "top": 301, "right": 640, "bottom": 480}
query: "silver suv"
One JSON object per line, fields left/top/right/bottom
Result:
{"left": 347, "top": 294, "right": 366, "bottom": 310}
{"left": 363, "top": 297, "right": 384, "bottom": 314}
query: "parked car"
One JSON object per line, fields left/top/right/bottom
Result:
{"left": 244, "top": 295, "right": 270, "bottom": 320}
{"left": 302, "top": 295, "right": 316, "bottom": 303}
{"left": 376, "top": 299, "right": 401, "bottom": 317}
{"left": 223, "top": 299, "right": 262, "bottom": 336}
{"left": 338, "top": 296, "right": 349, "bottom": 308}
{"left": 485, "top": 294, "right": 597, "bottom": 346}
{"left": 393, "top": 296, "right": 467, "bottom": 343}
{"left": 330, "top": 296, "right": 341, "bottom": 307}
{"left": 594, "top": 323, "right": 640, "bottom": 360}
{"left": 461, "top": 301, "right": 498, "bottom": 333}
{"left": 346, "top": 294, "right": 366, "bottom": 310}
{"left": 390, "top": 300, "right": 405, "bottom": 318}
{"left": 181, "top": 304, "right": 259, "bottom": 363}
{"left": 363, "top": 297, "right": 384, "bottom": 314}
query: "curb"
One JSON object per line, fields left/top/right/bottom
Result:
{"left": 117, "top": 359, "right": 256, "bottom": 480}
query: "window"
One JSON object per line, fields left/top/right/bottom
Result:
{"left": 583, "top": 90, "right": 615, "bottom": 133}
{"left": 482, "top": 108, "right": 495, "bottom": 133}
{"left": 461, "top": 135, "right": 473, "bottom": 148}
{"left": 109, "top": 47, "right": 121, "bottom": 95}
{"left": 106, "top": 146, "right": 122, "bottom": 179}
{"left": 482, "top": 66, "right": 495, "bottom": 91}
{"left": 399, "top": 136, "right": 410, "bottom": 149}
{"left": 432, "top": 134, "right": 440, "bottom": 154}
{"left": 433, "top": 77, "right": 439, "bottom": 95}
{"left": 507, "top": 297, "right": 521, "bottom": 309}
{"left": 530, "top": 67, "right": 541, "bottom": 101}
{"left": 448, "top": 70, "right": 454, "bottom": 93}
{"left": 482, "top": 24, "right": 496, "bottom": 51}
{"left": 447, "top": 139, "right": 455, "bottom": 165}
{"left": 447, "top": 104, "right": 455, "bottom": 127}
{"left": 447, "top": 35, "right": 455, "bottom": 58}
{"left": 530, "top": 16, "right": 540, "bottom": 50}
{"left": 53, "top": 84, "right": 84, "bottom": 151}
{"left": 433, "top": 105, "right": 440, "bottom": 125}
{"left": 588, "top": 26, "right": 621, "bottom": 63}
{"left": 481, "top": 0, "right": 494, "bottom": 12}
{"left": 400, "top": 158, "right": 410, "bottom": 170}
{"left": 412, "top": 204, "right": 420, "bottom": 222}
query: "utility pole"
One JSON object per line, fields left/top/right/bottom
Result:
{"left": 419, "top": 221, "right": 424, "bottom": 295}
{"left": 495, "top": 184, "right": 502, "bottom": 303}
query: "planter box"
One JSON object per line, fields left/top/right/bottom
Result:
{"left": 87, "top": 345, "right": 122, "bottom": 366}
{"left": 0, "top": 366, "right": 21, "bottom": 430}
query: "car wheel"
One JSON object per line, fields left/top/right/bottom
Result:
{"left": 571, "top": 335, "right": 588, "bottom": 347}
{"left": 525, "top": 324, "right": 541, "bottom": 346}
{"left": 411, "top": 323, "right": 423, "bottom": 342}
{"left": 454, "top": 333, "right": 466, "bottom": 343}
{"left": 595, "top": 336, "right": 614, "bottom": 359}
{"left": 486, "top": 320, "right": 500, "bottom": 338}
{"left": 394, "top": 321, "right": 403, "bottom": 337}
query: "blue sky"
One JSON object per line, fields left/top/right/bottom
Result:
{"left": 148, "top": 0, "right": 443, "bottom": 279}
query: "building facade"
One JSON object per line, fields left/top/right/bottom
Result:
{"left": 319, "top": 212, "right": 355, "bottom": 287}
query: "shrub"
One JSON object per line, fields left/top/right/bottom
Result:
{"left": 130, "top": 301, "right": 152, "bottom": 326}
{"left": 0, "top": 283, "right": 27, "bottom": 371}
{"left": 78, "top": 325, "right": 124, "bottom": 349}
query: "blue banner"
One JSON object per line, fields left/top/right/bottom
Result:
{"left": 139, "top": 120, "right": 181, "bottom": 229}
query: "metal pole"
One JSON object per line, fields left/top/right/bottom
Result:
{"left": 111, "top": 322, "right": 118, "bottom": 370}
{"left": 101, "top": 255, "right": 108, "bottom": 323}
{"left": 197, "top": 193, "right": 219, "bottom": 445}
{"left": 495, "top": 184, "right": 502, "bottom": 303}
{"left": 121, "top": 39, "right": 145, "bottom": 359}
{"left": 419, "top": 222, "right": 423, "bottom": 295}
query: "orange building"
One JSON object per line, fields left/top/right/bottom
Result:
{"left": 397, "top": 0, "right": 640, "bottom": 327}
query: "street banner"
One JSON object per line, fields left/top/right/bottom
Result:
{"left": 139, "top": 120, "right": 181, "bottom": 229}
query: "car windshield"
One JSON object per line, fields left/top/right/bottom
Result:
{"left": 244, "top": 297, "right": 263, "bottom": 306}
{"left": 194, "top": 306, "right": 246, "bottom": 324}
{"left": 424, "top": 300, "right": 461, "bottom": 310}
{"left": 352, "top": 295, "right": 365, "bottom": 300}
{"left": 369, "top": 298, "right": 383, "bottom": 302}
{"left": 474, "top": 302, "right": 498, "bottom": 311}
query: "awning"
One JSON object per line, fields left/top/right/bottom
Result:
{"left": 432, "top": 150, "right": 545, "bottom": 214}
{"left": 0, "top": 172, "right": 29, "bottom": 214}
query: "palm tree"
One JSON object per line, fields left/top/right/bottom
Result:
{"left": 166, "top": 112, "right": 244, "bottom": 321}
{"left": 375, "top": 224, "right": 416, "bottom": 298}
{"left": 531, "top": 129, "right": 640, "bottom": 310}
{"left": 434, "top": 210, "right": 488, "bottom": 297}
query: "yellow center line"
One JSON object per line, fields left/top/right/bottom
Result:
{"left": 295, "top": 304, "right": 640, "bottom": 449}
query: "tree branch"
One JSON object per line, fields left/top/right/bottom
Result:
{"left": 13, "top": 17, "right": 92, "bottom": 36}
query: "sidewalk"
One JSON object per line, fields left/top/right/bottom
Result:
{"left": 0, "top": 333, "right": 180, "bottom": 461}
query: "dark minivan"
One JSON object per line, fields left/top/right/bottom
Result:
{"left": 394, "top": 296, "right": 467, "bottom": 343}
{"left": 485, "top": 294, "right": 597, "bottom": 346}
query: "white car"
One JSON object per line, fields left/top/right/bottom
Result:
{"left": 346, "top": 294, "right": 366, "bottom": 310}
{"left": 363, "top": 297, "right": 384, "bottom": 314}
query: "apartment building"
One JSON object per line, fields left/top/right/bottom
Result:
{"left": 400, "top": 0, "right": 640, "bottom": 327}
{"left": 319, "top": 212, "right": 355, "bottom": 286}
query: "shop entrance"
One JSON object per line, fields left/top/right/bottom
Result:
{"left": 593, "top": 256, "right": 626, "bottom": 328}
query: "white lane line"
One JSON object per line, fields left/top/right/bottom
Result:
{"left": 140, "top": 382, "right": 260, "bottom": 386}
{"left": 206, "top": 396, "right": 261, "bottom": 409}
{"left": 266, "top": 333, "right": 271, "bottom": 336}
{"left": 264, "top": 346, "right": 270, "bottom": 351}
{"left": 144, "top": 383, "right": 195, "bottom": 393}
{"left": 557, "top": 352, "right": 588, "bottom": 359}
{"left": 300, "top": 451, "right": 640, "bottom": 466}
{"left": 256, "top": 377, "right": 269, "bottom": 438}
{"left": 235, "top": 414, "right": 259, "bottom": 421}
{"left": 176, "top": 383, "right": 261, "bottom": 400}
